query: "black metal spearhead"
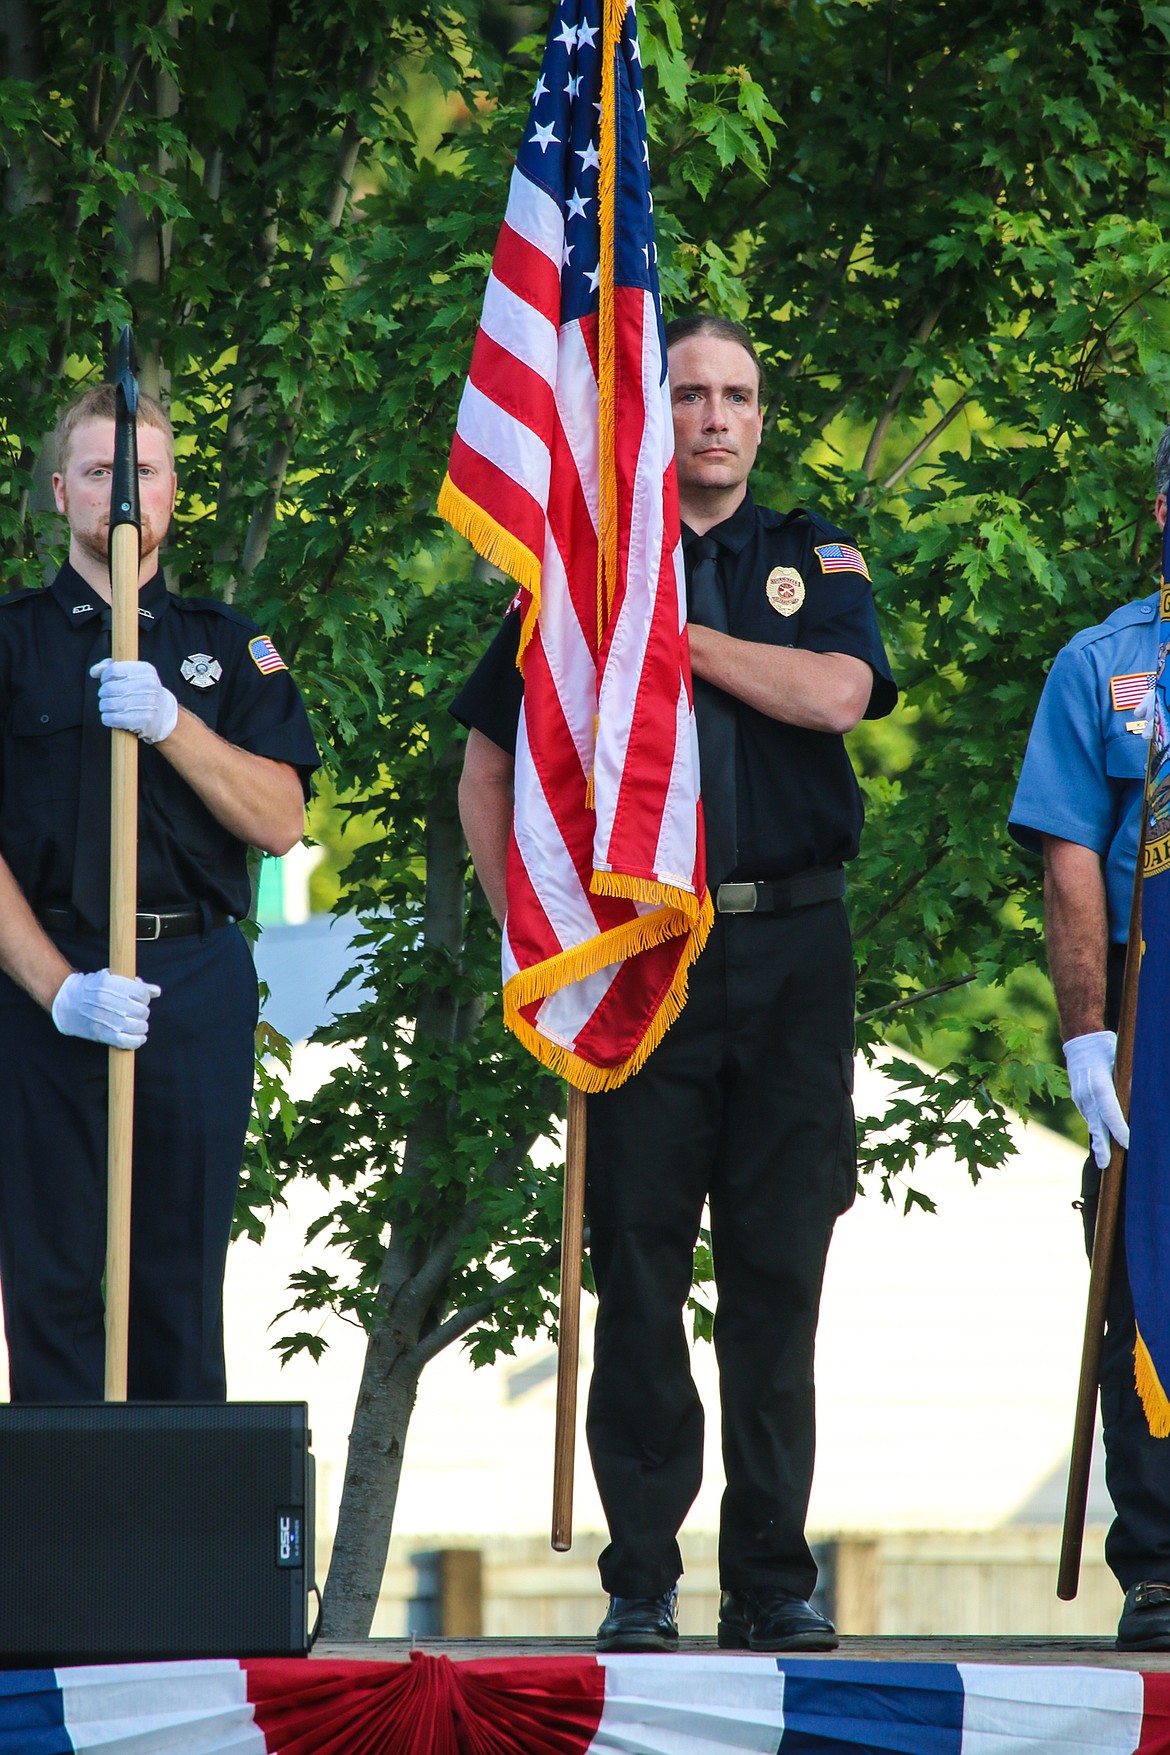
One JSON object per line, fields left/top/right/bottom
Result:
{"left": 110, "top": 325, "right": 141, "bottom": 558}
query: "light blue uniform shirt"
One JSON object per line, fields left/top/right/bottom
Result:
{"left": 1009, "top": 592, "right": 1160, "bottom": 943}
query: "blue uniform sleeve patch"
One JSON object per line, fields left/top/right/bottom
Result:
{"left": 248, "top": 635, "right": 287, "bottom": 675}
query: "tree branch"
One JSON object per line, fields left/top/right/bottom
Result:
{"left": 852, "top": 842, "right": 948, "bottom": 945}
{"left": 240, "top": 56, "right": 378, "bottom": 578}
{"left": 880, "top": 389, "right": 972, "bottom": 492}
{"left": 411, "top": 1239, "right": 562, "bottom": 1370}
{"left": 691, "top": 0, "right": 730, "bottom": 77}
{"left": 857, "top": 971, "right": 975, "bottom": 1023}
{"left": 858, "top": 303, "right": 944, "bottom": 486}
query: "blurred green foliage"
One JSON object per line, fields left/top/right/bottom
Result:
{"left": 4, "top": 0, "right": 1165, "bottom": 1628}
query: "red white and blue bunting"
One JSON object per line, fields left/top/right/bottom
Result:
{"left": 6, "top": 1654, "right": 1170, "bottom": 1754}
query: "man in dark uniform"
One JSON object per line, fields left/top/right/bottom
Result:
{"left": 0, "top": 383, "right": 320, "bottom": 1403}
{"left": 453, "top": 314, "right": 896, "bottom": 1652}
{"left": 1009, "top": 431, "right": 1170, "bottom": 1650}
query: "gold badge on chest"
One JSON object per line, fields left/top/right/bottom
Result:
{"left": 765, "top": 566, "right": 805, "bottom": 617}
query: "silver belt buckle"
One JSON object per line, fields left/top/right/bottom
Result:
{"left": 137, "top": 912, "right": 163, "bottom": 941}
{"left": 716, "top": 882, "right": 757, "bottom": 914}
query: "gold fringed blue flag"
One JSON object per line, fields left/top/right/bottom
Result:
{"left": 1126, "top": 515, "right": 1170, "bottom": 1436}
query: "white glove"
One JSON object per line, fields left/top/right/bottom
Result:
{"left": 90, "top": 659, "right": 179, "bottom": 744}
{"left": 51, "top": 970, "right": 161, "bottom": 1050}
{"left": 1064, "top": 1029, "right": 1130, "bottom": 1169}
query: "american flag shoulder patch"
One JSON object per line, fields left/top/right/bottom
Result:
{"left": 1111, "top": 670, "right": 1155, "bottom": 711}
{"left": 248, "top": 634, "right": 287, "bottom": 675}
{"left": 814, "top": 542, "right": 870, "bottom": 579}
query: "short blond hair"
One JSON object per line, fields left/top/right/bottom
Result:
{"left": 54, "top": 384, "right": 174, "bottom": 472}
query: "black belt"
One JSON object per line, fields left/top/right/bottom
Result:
{"left": 38, "top": 905, "right": 234, "bottom": 941}
{"left": 714, "top": 867, "right": 845, "bottom": 915}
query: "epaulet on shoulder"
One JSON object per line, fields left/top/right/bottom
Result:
{"left": 1065, "top": 593, "right": 1159, "bottom": 654}
{"left": 172, "top": 592, "right": 260, "bottom": 631}
{"left": 0, "top": 587, "right": 46, "bottom": 610}
{"left": 776, "top": 505, "right": 856, "bottom": 544}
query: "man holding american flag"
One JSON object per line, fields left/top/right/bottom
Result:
{"left": 454, "top": 311, "right": 897, "bottom": 1652}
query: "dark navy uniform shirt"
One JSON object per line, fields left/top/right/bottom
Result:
{"left": 452, "top": 490, "right": 897, "bottom": 881}
{"left": 1009, "top": 591, "right": 1159, "bottom": 944}
{"left": 0, "top": 560, "right": 321, "bottom": 921}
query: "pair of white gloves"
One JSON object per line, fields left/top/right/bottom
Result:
{"left": 1064, "top": 1030, "right": 1129, "bottom": 1170}
{"left": 49, "top": 660, "right": 178, "bottom": 1049}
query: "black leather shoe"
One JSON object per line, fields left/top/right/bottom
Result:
{"left": 1117, "top": 1580, "right": 1170, "bottom": 1650}
{"left": 718, "top": 1587, "right": 839, "bottom": 1652}
{"left": 597, "top": 1585, "right": 680, "bottom": 1653}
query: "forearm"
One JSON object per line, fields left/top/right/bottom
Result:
{"left": 154, "top": 709, "right": 305, "bottom": 855}
{"left": 1043, "top": 835, "right": 1110, "bottom": 1038}
{"left": 0, "top": 856, "right": 73, "bottom": 1011}
{"left": 686, "top": 626, "right": 874, "bottom": 733}
{"left": 458, "top": 730, "right": 514, "bottom": 927}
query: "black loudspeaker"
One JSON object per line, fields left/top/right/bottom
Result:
{"left": 0, "top": 1402, "right": 314, "bottom": 1664}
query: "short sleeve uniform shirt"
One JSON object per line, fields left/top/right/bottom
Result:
{"left": 452, "top": 490, "right": 897, "bottom": 880}
{"left": 1009, "top": 593, "right": 1159, "bottom": 943}
{"left": 0, "top": 561, "right": 321, "bottom": 920}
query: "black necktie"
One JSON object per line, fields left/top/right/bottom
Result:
{"left": 71, "top": 610, "right": 113, "bottom": 932}
{"left": 687, "top": 537, "right": 738, "bottom": 888}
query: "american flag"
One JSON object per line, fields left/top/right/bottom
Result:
{"left": 1111, "top": 670, "right": 1156, "bottom": 712}
{"left": 247, "top": 635, "right": 287, "bottom": 675}
{"left": 814, "top": 542, "right": 870, "bottom": 578}
{"left": 439, "top": 0, "right": 710, "bottom": 1090}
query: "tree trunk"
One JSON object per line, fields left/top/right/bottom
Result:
{"left": 316, "top": 1294, "right": 427, "bottom": 1641}
{"left": 317, "top": 740, "right": 473, "bottom": 1639}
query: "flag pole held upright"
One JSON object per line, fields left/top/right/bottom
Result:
{"left": 551, "top": 1086, "right": 587, "bottom": 1550}
{"left": 104, "top": 325, "right": 142, "bottom": 1403}
{"left": 438, "top": 0, "right": 707, "bottom": 1549}
{"left": 1058, "top": 514, "right": 1170, "bottom": 1598}
{"left": 1057, "top": 855, "right": 1144, "bottom": 1597}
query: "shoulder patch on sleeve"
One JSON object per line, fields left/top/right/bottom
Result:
{"left": 813, "top": 542, "right": 871, "bottom": 581}
{"left": 248, "top": 634, "right": 288, "bottom": 674}
{"left": 1110, "top": 670, "right": 1156, "bottom": 711}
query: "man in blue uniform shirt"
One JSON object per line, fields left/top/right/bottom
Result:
{"left": 453, "top": 314, "right": 897, "bottom": 1653}
{"left": 1009, "top": 429, "right": 1170, "bottom": 1650}
{"left": 0, "top": 384, "right": 320, "bottom": 1402}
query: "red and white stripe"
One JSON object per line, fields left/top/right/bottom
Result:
{"left": 441, "top": 132, "right": 705, "bottom": 1088}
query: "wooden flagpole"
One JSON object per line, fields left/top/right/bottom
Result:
{"left": 551, "top": 1084, "right": 586, "bottom": 1550}
{"left": 1056, "top": 889, "right": 1143, "bottom": 1596}
{"left": 104, "top": 327, "right": 142, "bottom": 1403}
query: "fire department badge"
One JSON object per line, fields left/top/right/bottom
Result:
{"left": 181, "top": 653, "right": 222, "bottom": 689}
{"left": 765, "top": 567, "right": 805, "bottom": 617}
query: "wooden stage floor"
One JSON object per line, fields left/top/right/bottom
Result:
{"left": 312, "top": 1634, "right": 1170, "bottom": 1670}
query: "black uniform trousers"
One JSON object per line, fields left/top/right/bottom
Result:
{"left": 584, "top": 896, "right": 857, "bottom": 1600}
{"left": 1083, "top": 941, "right": 1170, "bottom": 1588}
{"left": 0, "top": 919, "right": 257, "bottom": 1402}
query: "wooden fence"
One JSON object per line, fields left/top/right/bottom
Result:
{"left": 357, "top": 1528, "right": 1122, "bottom": 1639}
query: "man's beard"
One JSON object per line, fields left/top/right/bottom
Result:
{"left": 69, "top": 506, "right": 165, "bottom": 569}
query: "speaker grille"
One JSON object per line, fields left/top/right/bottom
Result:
{"left": 0, "top": 1403, "right": 310, "bottom": 1662}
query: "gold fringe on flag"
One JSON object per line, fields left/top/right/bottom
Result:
{"left": 1135, "top": 1328, "right": 1170, "bottom": 1438}
{"left": 591, "top": 871, "right": 708, "bottom": 915}
{"left": 503, "top": 889, "right": 714, "bottom": 1092}
{"left": 437, "top": 473, "right": 541, "bottom": 665}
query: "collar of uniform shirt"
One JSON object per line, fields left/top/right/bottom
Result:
{"left": 51, "top": 559, "right": 170, "bottom": 630}
{"left": 680, "top": 486, "right": 759, "bottom": 556}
